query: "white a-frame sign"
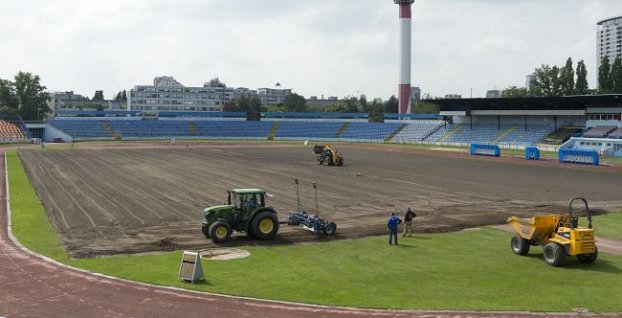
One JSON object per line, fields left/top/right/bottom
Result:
{"left": 178, "top": 251, "right": 204, "bottom": 283}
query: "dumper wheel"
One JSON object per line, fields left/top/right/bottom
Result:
{"left": 577, "top": 247, "right": 598, "bottom": 264}
{"left": 324, "top": 222, "right": 337, "bottom": 236}
{"left": 251, "top": 211, "right": 279, "bottom": 240}
{"left": 209, "top": 221, "right": 232, "bottom": 243}
{"left": 543, "top": 242, "right": 565, "bottom": 266}
{"left": 510, "top": 235, "right": 530, "bottom": 255}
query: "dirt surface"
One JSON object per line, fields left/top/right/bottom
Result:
{"left": 18, "top": 143, "right": 622, "bottom": 258}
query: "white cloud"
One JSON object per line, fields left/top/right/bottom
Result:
{"left": 1, "top": 0, "right": 621, "bottom": 100}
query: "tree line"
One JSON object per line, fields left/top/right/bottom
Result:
{"left": 222, "top": 92, "right": 432, "bottom": 122}
{"left": 0, "top": 71, "right": 50, "bottom": 120}
{"left": 503, "top": 56, "right": 622, "bottom": 97}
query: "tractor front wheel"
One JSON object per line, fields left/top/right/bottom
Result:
{"left": 510, "top": 235, "right": 530, "bottom": 255}
{"left": 251, "top": 211, "right": 279, "bottom": 240}
{"left": 324, "top": 222, "right": 337, "bottom": 235}
{"left": 543, "top": 242, "right": 565, "bottom": 266}
{"left": 577, "top": 247, "right": 598, "bottom": 264}
{"left": 209, "top": 221, "right": 232, "bottom": 243}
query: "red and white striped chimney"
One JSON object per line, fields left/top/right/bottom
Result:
{"left": 394, "top": 0, "right": 414, "bottom": 114}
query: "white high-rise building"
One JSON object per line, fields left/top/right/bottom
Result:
{"left": 597, "top": 16, "right": 622, "bottom": 74}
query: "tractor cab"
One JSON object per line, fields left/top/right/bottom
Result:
{"left": 230, "top": 189, "right": 266, "bottom": 221}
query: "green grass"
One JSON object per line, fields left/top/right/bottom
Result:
{"left": 594, "top": 212, "right": 622, "bottom": 240}
{"left": 6, "top": 151, "right": 622, "bottom": 312}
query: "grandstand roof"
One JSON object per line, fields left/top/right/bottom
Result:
{"left": 431, "top": 95, "right": 622, "bottom": 113}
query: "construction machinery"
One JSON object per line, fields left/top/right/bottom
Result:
{"left": 281, "top": 179, "right": 337, "bottom": 236}
{"left": 507, "top": 197, "right": 597, "bottom": 266}
{"left": 313, "top": 145, "right": 344, "bottom": 166}
{"left": 201, "top": 189, "right": 279, "bottom": 243}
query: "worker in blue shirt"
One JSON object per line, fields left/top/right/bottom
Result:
{"left": 387, "top": 212, "right": 402, "bottom": 245}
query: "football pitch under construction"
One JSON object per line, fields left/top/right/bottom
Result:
{"left": 18, "top": 143, "right": 622, "bottom": 258}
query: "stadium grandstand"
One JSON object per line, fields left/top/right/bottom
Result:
{"left": 37, "top": 94, "right": 622, "bottom": 157}
{"left": 0, "top": 113, "right": 32, "bottom": 143}
{"left": 432, "top": 95, "right": 622, "bottom": 156}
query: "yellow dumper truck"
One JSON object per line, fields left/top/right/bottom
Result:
{"left": 507, "top": 198, "right": 597, "bottom": 266}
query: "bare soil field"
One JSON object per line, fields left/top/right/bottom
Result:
{"left": 19, "top": 144, "right": 622, "bottom": 258}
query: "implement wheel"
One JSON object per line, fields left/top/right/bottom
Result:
{"left": 324, "top": 222, "right": 337, "bottom": 235}
{"left": 510, "top": 235, "right": 530, "bottom": 255}
{"left": 209, "top": 221, "right": 232, "bottom": 243}
{"left": 251, "top": 211, "right": 279, "bottom": 240}
{"left": 577, "top": 247, "right": 598, "bottom": 264}
{"left": 543, "top": 242, "right": 565, "bottom": 266}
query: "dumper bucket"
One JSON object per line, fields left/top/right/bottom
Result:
{"left": 507, "top": 215, "right": 560, "bottom": 244}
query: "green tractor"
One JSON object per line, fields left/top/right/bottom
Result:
{"left": 201, "top": 189, "right": 280, "bottom": 243}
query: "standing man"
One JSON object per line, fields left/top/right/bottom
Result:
{"left": 387, "top": 212, "right": 402, "bottom": 245}
{"left": 403, "top": 208, "right": 417, "bottom": 237}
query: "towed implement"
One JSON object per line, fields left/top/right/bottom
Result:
{"left": 507, "top": 197, "right": 597, "bottom": 266}
{"left": 281, "top": 179, "right": 337, "bottom": 236}
{"left": 313, "top": 145, "right": 344, "bottom": 166}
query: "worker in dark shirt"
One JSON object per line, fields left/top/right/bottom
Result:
{"left": 387, "top": 212, "right": 402, "bottom": 245}
{"left": 403, "top": 208, "right": 417, "bottom": 237}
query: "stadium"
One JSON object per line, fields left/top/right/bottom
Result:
{"left": 1, "top": 95, "right": 622, "bottom": 316}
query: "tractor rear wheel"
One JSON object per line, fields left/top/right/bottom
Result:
{"left": 324, "top": 222, "right": 337, "bottom": 235}
{"left": 250, "top": 211, "right": 279, "bottom": 240}
{"left": 209, "top": 221, "right": 232, "bottom": 243}
{"left": 510, "top": 235, "right": 530, "bottom": 255}
{"left": 543, "top": 242, "right": 565, "bottom": 266}
{"left": 577, "top": 247, "right": 598, "bottom": 264}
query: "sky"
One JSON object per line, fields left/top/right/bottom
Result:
{"left": 1, "top": 0, "right": 621, "bottom": 100}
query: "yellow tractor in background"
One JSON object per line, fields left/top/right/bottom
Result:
{"left": 313, "top": 145, "right": 344, "bottom": 166}
{"left": 507, "top": 197, "right": 597, "bottom": 266}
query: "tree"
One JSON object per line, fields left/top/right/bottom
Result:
{"left": 368, "top": 100, "right": 385, "bottom": 122}
{"left": 559, "top": 57, "right": 575, "bottom": 96}
{"left": 501, "top": 86, "right": 529, "bottom": 98}
{"left": 598, "top": 55, "right": 612, "bottom": 93}
{"left": 13, "top": 71, "right": 50, "bottom": 120}
{"left": 342, "top": 97, "right": 358, "bottom": 113}
{"left": 529, "top": 65, "right": 563, "bottom": 97}
{"left": 92, "top": 90, "right": 104, "bottom": 101}
{"left": 575, "top": 60, "right": 589, "bottom": 95}
{"left": 358, "top": 96, "right": 368, "bottom": 113}
{"left": 0, "top": 78, "right": 19, "bottom": 113}
{"left": 222, "top": 95, "right": 264, "bottom": 119}
{"left": 611, "top": 56, "right": 622, "bottom": 93}
{"left": 115, "top": 90, "right": 127, "bottom": 102}
{"left": 325, "top": 104, "right": 348, "bottom": 112}
{"left": 246, "top": 96, "right": 262, "bottom": 121}
{"left": 411, "top": 101, "right": 439, "bottom": 114}
{"left": 384, "top": 95, "right": 398, "bottom": 113}
{"left": 283, "top": 93, "right": 306, "bottom": 112}
{"left": 266, "top": 103, "right": 288, "bottom": 112}
{"left": 222, "top": 99, "right": 238, "bottom": 112}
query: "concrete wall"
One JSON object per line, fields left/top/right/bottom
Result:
{"left": 44, "top": 124, "right": 73, "bottom": 142}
